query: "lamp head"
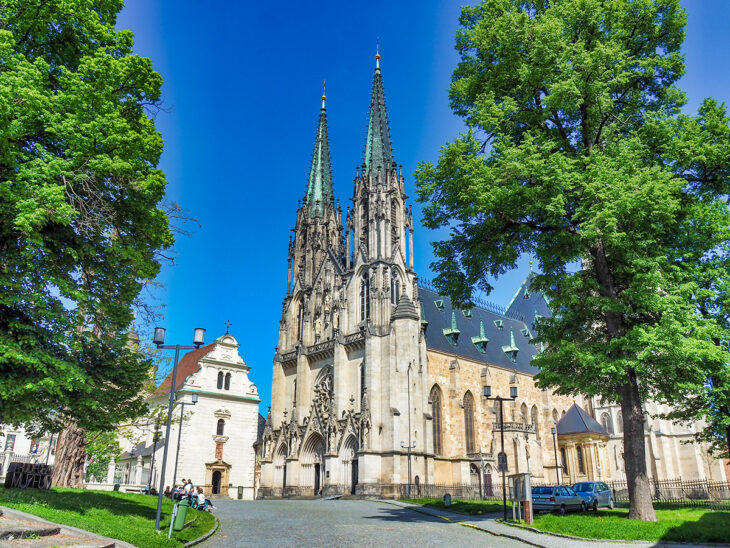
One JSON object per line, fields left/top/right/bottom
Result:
{"left": 483, "top": 385, "right": 492, "bottom": 398}
{"left": 191, "top": 393, "right": 199, "bottom": 404}
{"left": 551, "top": 427, "right": 556, "bottom": 435}
{"left": 510, "top": 386, "right": 518, "bottom": 399}
{"left": 153, "top": 327, "right": 166, "bottom": 346}
{"left": 193, "top": 328, "right": 206, "bottom": 347}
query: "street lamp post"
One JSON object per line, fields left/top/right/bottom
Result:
{"left": 484, "top": 385, "right": 517, "bottom": 522}
{"left": 148, "top": 420, "right": 161, "bottom": 492}
{"left": 400, "top": 364, "right": 416, "bottom": 498}
{"left": 551, "top": 427, "right": 561, "bottom": 484}
{"left": 152, "top": 326, "right": 206, "bottom": 531}
{"left": 172, "top": 393, "right": 199, "bottom": 488}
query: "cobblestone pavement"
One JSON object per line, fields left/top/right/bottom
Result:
{"left": 202, "top": 499, "right": 530, "bottom": 547}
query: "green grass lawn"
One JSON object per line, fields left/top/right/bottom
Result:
{"left": 521, "top": 506, "right": 730, "bottom": 543}
{"left": 402, "top": 498, "right": 503, "bottom": 515}
{"left": 0, "top": 487, "right": 216, "bottom": 548}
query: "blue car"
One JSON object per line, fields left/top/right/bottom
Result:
{"left": 572, "top": 481, "right": 614, "bottom": 510}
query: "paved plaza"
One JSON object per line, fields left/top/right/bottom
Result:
{"left": 201, "top": 499, "right": 529, "bottom": 548}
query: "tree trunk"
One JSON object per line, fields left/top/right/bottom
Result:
{"left": 51, "top": 421, "right": 87, "bottom": 488}
{"left": 620, "top": 369, "right": 657, "bottom": 521}
{"left": 591, "top": 241, "right": 656, "bottom": 521}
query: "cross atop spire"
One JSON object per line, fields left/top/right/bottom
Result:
{"left": 364, "top": 45, "right": 393, "bottom": 175}
{"left": 304, "top": 91, "right": 334, "bottom": 217}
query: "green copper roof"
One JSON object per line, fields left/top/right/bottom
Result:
{"left": 304, "top": 102, "right": 334, "bottom": 217}
{"left": 364, "top": 63, "right": 393, "bottom": 175}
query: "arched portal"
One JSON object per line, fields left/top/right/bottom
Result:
{"left": 274, "top": 443, "right": 288, "bottom": 491}
{"left": 301, "top": 433, "right": 326, "bottom": 496}
{"left": 340, "top": 435, "right": 359, "bottom": 495}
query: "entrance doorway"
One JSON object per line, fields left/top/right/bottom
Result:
{"left": 212, "top": 470, "right": 221, "bottom": 494}
{"left": 314, "top": 463, "right": 321, "bottom": 495}
{"left": 350, "top": 459, "right": 358, "bottom": 495}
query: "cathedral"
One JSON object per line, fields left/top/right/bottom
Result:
{"left": 257, "top": 53, "right": 726, "bottom": 498}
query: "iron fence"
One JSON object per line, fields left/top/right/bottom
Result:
{"left": 606, "top": 478, "right": 730, "bottom": 508}
{"left": 398, "top": 482, "right": 506, "bottom": 501}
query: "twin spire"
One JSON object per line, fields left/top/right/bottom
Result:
{"left": 303, "top": 47, "right": 394, "bottom": 217}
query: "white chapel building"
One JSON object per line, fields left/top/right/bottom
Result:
{"left": 107, "top": 333, "right": 262, "bottom": 499}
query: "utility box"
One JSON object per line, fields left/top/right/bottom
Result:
{"left": 173, "top": 498, "right": 189, "bottom": 531}
{"left": 508, "top": 473, "right": 533, "bottom": 524}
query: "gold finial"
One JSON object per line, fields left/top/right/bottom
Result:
{"left": 375, "top": 38, "right": 381, "bottom": 70}
{"left": 529, "top": 260, "right": 533, "bottom": 271}
{"left": 321, "top": 80, "right": 326, "bottom": 110}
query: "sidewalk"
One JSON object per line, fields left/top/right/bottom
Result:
{"left": 378, "top": 500, "right": 722, "bottom": 548}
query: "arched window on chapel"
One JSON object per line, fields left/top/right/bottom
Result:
{"left": 217, "top": 372, "right": 224, "bottom": 390}
{"left": 430, "top": 385, "right": 443, "bottom": 455}
{"left": 224, "top": 373, "right": 231, "bottom": 391}
{"left": 464, "top": 391, "right": 476, "bottom": 454}
{"left": 216, "top": 419, "right": 225, "bottom": 436}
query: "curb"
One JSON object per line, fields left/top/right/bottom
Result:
{"left": 373, "top": 500, "right": 545, "bottom": 548}
{"left": 184, "top": 515, "right": 219, "bottom": 547}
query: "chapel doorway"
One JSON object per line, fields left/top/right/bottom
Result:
{"left": 314, "top": 463, "right": 321, "bottom": 496}
{"left": 350, "top": 458, "right": 358, "bottom": 495}
{"left": 212, "top": 470, "right": 221, "bottom": 495}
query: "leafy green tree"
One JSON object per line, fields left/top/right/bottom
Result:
{"left": 0, "top": 1, "right": 173, "bottom": 485}
{"left": 84, "top": 430, "right": 121, "bottom": 483}
{"left": 417, "top": 0, "right": 729, "bottom": 520}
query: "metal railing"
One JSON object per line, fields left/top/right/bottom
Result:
{"left": 607, "top": 478, "right": 730, "bottom": 509}
{"left": 398, "top": 482, "right": 506, "bottom": 501}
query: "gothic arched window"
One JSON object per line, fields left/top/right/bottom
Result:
{"left": 616, "top": 412, "right": 623, "bottom": 433}
{"left": 296, "top": 302, "right": 304, "bottom": 341}
{"left": 391, "top": 272, "right": 400, "bottom": 304}
{"left": 561, "top": 447, "right": 568, "bottom": 474}
{"left": 464, "top": 391, "right": 476, "bottom": 454}
{"left": 217, "top": 372, "right": 224, "bottom": 390}
{"left": 576, "top": 444, "right": 585, "bottom": 474}
{"left": 430, "top": 385, "right": 443, "bottom": 456}
{"left": 601, "top": 412, "right": 614, "bottom": 435}
{"left": 360, "top": 274, "right": 370, "bottom": 322}
{"left": 224, "top": 373, "right": 231, "bottom": 391}
{"left": 520, "top": 402, "right": 528, "bottom": 424}
{"left": 216, "top": 419, "right": 225, "bottom": 436}
{"left": 531, "top": 405, "right": 539, "bottom": 439}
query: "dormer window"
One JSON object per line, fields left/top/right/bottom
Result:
{"left": 471, "top": 320, "right": 489, "bottom": 354}
{"left": 493, "top": 320, "right": 503, "bottom": 330}
{"left": 434, "top": 299, "right": 444, "bottom": 311}
{"left": 462, "top": 308, "right": 472, "bottom": 319}
{"left": 442, "top": 311, "right": 460, "bottom": 346}
{"left": 520, "top": 328, "right": 531, "bottom": 339}
{"left": 502, "top": 327, "right": 519, "bottom": 363}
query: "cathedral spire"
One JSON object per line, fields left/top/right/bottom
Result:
{"left": 364, "top": 46, "right": 393, "bottom": 175}
{"left": 304, "top": 88, "right": 334, "bottom": 217}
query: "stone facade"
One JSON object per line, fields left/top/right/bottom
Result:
{"left": 258, "top": 54, "right": 726, "bottom": 499}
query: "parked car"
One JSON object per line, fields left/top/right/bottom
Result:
{"left": 531, "top": 485, "right": 587, "bottom": 514}
{"left": 572, "top": 481, "right": 614, "bottom": 510}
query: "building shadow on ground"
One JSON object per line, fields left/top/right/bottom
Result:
{"left": 659, "top": 509, "right": 730, "bottom": 544}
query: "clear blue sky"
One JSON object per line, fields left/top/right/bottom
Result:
{"left": 117, "top": 0, "right": 730, "bottom": 412}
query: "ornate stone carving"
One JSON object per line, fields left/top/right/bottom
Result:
{"left": 313, "top": 368, "right": 334, "bottom": 420}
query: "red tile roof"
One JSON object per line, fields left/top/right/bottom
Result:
{"left": 153, "top": 343, "right": 215, "bottom": 398}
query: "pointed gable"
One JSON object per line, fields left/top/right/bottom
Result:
{"left": 556, "top": 403, "right": 609, "bottom": 437}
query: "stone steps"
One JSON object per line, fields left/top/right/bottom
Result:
{"left": 0, "top": 506, "right": 127, "bottom": 547}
